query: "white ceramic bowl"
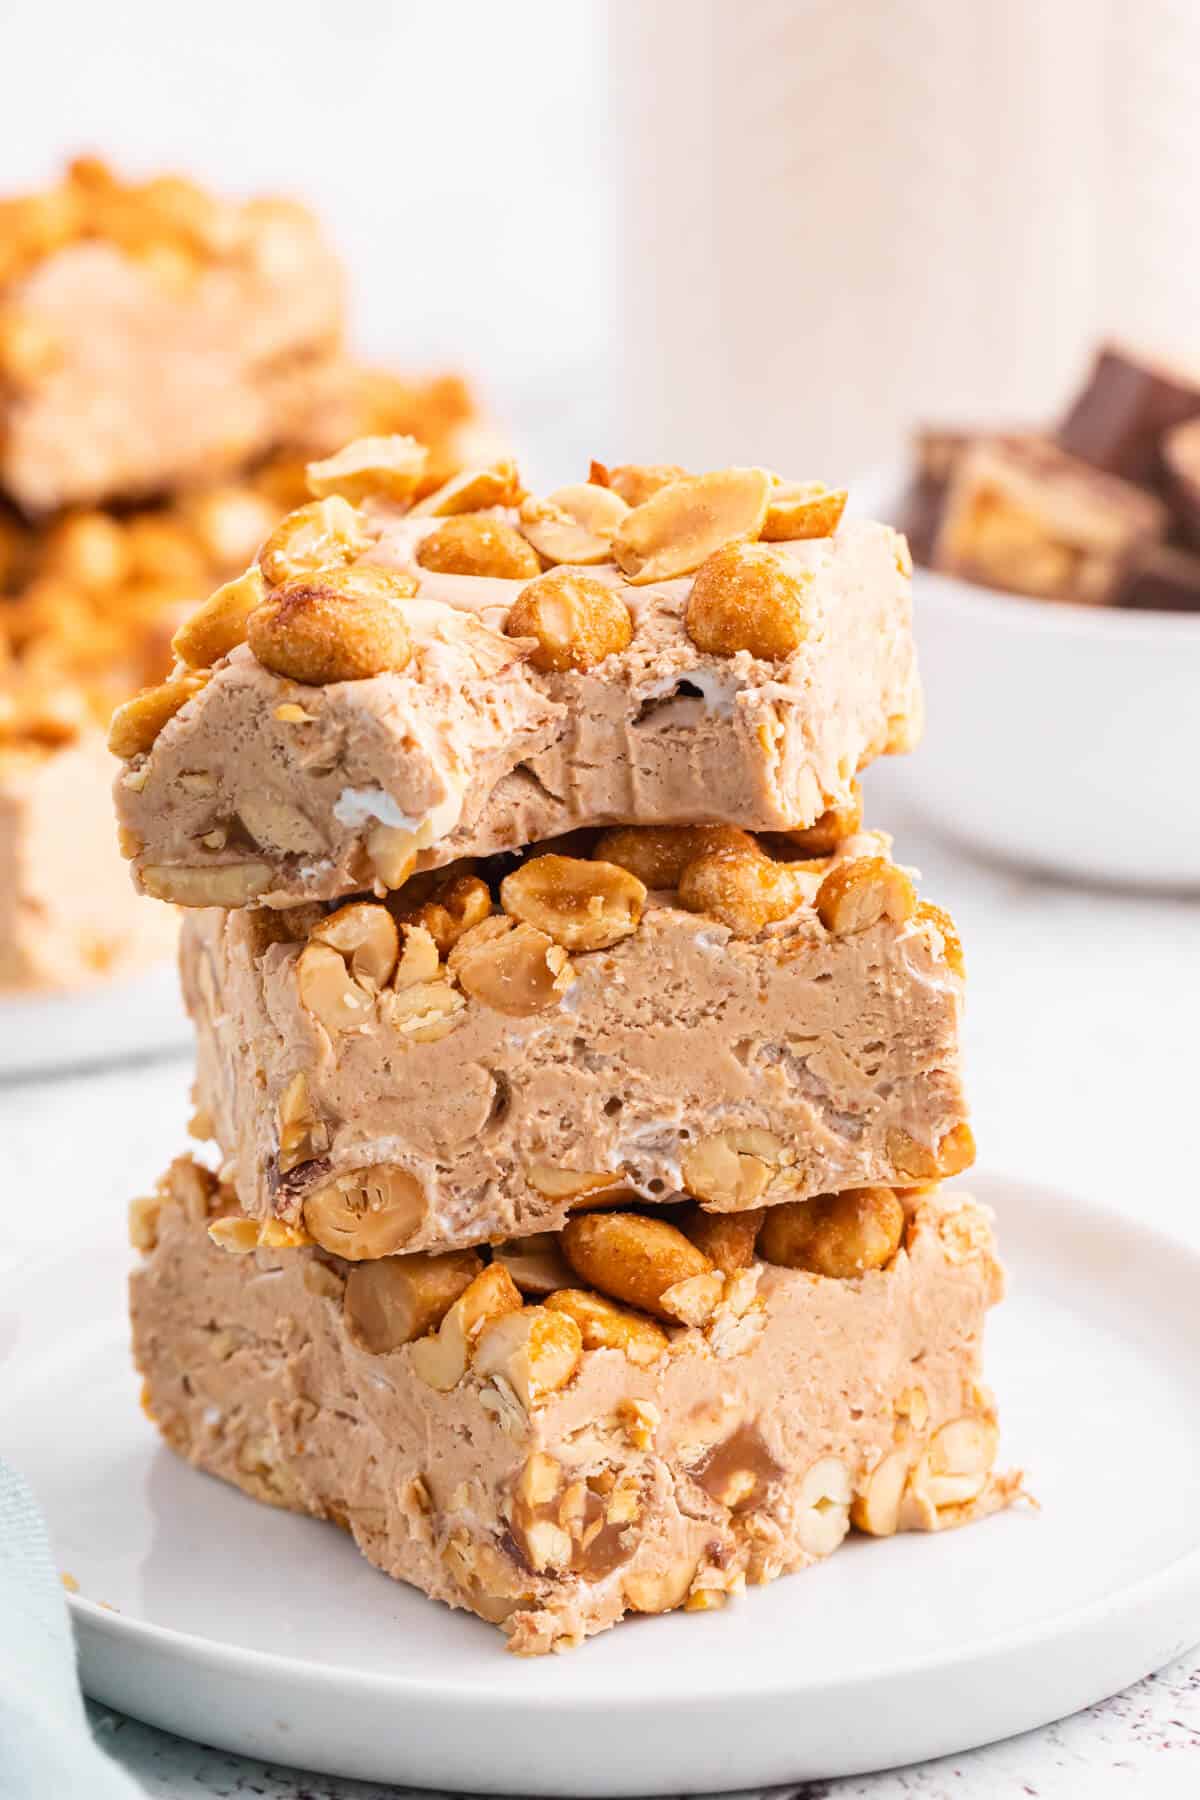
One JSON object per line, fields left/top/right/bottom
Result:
{"left": 858, "top": 468, "right": 1200, "bottom": 889}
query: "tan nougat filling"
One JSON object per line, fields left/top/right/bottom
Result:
{"left": 131, "top": 1155, "right": 1023, "bottom": 1655}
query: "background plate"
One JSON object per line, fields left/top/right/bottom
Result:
{"left": 0, "top": 959, "right": 189, "bottom": 1079}
{"left": 3, "top": 1173, "right": 1199, "bottom": 1795}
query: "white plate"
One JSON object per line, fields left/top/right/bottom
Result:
{"left": 4, "top": 1173, "right": 1200, "bottom": 1795}
{"left": 0, "top": 959, "right": 190, "bottom": 1079}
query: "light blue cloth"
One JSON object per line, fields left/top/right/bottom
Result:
{"left": 0, "top": 1459, "right": 142, "bottom": 1799}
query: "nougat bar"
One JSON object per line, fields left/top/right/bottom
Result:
{"left": 131, "top": 1154, "right": 1019, "bottom": 1654}
{"left": 111, "top": 455, "right": 920, "bottom": 908}
{"left": 931, "top": 436, "right": 1165, "bottom": 604}
{"left": 0, "top": 730, "right": 177, "bottom": 988}
{"left": 0, "top": 159, "right": 343, "bottom": 514}
{"left": 183, "top": 828, "right": 971, "bottom": 1255}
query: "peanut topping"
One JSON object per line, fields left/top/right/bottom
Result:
{"left": 500, "top": 854, "right": 645, "bottom": 951}
{"left": 677, "top": 843, "right": 804, "bottom": 937}
{"left": 393, "top": 871, "right": 492, "bottom": 954}
{"left": 258, "top": 497, "right": 373, "bottom": 587}
{"left": 305, "top": 435, "right": 429, "bottom": 506}
{"left": 544, "top": 1287, "right": 669, "bottom": 1366}
{"left": 296, "top": 941, "right": 372, "bottom": 1036}
{"left": 450, "top": 916, "right": 575, "bottom": 1014}
{"left": 140, "top": 861, "right": 273, "bottom": 906}
{"left": 392, "top": 922, "right": 442, "bottom": 988}
{"left": 365, "top": 822, "right": 419, "bottom": 892}
{"left": 593, "top": 824, "right": 757, "bottom": 890}
{"left": 473, "top": 1305, "right": 583, "bottom": 1410}
{"left": 919, "top": 1415, "right": 999, "bottom": 1509}
{"left": 505, "top": 570, "right": 633, "bottom": 672}
{"left": 561, "top": 1211, "right": 714, "bottom": 1321}
{"left": 411, "top": 460, "right": 524, "bottom": 518}
{"left": 343, "top": 1249, "right": 482, "bottom": 1353}
{"left": 303, "top": 1165, "right": 427, "bottom": 1260}
{"left": 310, "top": 902, "right": 399, "bottom": 987}
{"left": 887, "top": 1122, "right": 976, "bottom": 1181}
{"left": 681, "top": 1130, "right": 791, "bottom": 1209}
{"left": 679, "top": 1205, "right": 765, "bottom": 1272}
{"left": 247, "top": 567, "right": 415, "bottom": 685}
{"left": 613, "top": 466, "right": 772, "bottom": 585}
{"left": 781, "top": 781, "right": 863, "bottom": 856}
{"left": 795, "top": 1456, "right": 852, "bottom": 1556}
{"left": 916, "top": 901, "right": 966, "bottom": 978}
{"left": 757, "top": 1187, "right": 904, "bottom": 1278}
{"left": 517, "top": 484, "right": 630, "bottom": 565}
{"left": 409, "top": 1263, "right": 523, "bottom": 1390}
{"left": 761, "top": 481, "right": 848, "bottom": 542}
{"left": 491, "top": 1234, "right": 574, "bottom": 1297}
{"left": 172, "top": 567, "right": 267, "bottom": 669}
{"left": 108, "top": 668, "right": 210, "bottom": 758}
{"left": 208, "top": 1217, "right": 259, "bottom": 1254}
{"left": 623, "top": 1557, "right": 699, "bottom": 1616}
{"left": 380, "top": 977, "right": 465, "bottom": 1044}
{"left": 527, "top": 1167, "right": 618, "bottom": 1200}
{"left": 815, "top": 856, "right": 916, "bottom": 936}
{"left": 415, "top": 514, "right": 541, "bottom": 579}
{"left": 686, "top": 541, "right": 813, "bottom": 660}
{"left": 851, "top": 1449, "right": 909, "bottom": 1537}
{"left": 599, "top": 463, "right": 690, "bottom": 507}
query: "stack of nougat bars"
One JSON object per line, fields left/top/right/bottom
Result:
{"left": 114, "top": 442, "right": 1023, "bottom": 1653}
{"left": 0, "top": 158, "right": 478, "bottom": 989}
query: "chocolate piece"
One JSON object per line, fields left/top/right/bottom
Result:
{"left": 1162, "top": 417, "right": 1200, "bottom": 551}
{"left": 1056, "top": 343, "right": 1200, "bottom": 487}
{"left": 1118, "top": 541, "right": 1200, "bottom": 613}
{"left": 932, "top": 437, "right": 1166, "bottom": 605}
{"left": 899, "top": 429, "right": 1035, "bottom": 568}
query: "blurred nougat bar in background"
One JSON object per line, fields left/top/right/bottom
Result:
{"left": 0, "top": 158, "right": 482, "bottom": 991}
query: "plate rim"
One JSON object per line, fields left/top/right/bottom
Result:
{"left": 19, "top": 1170, "right": 1197, "bottom": 1702}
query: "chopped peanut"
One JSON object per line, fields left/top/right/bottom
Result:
{"left": 505, "top": 570, "right": 633, "bottom": 672}
{"left": 561, "top": 1211, "right": 713, "bottom": 1321}
{"left": 108, "top": 669, "right": 209, "bottom": 758}
{"left": 500, "top": 854, "right": 645, "bottom": 951}
{"left": 679, "top": 1204, "right": 765, "bottom": 1272}
{"left": 450, "top": 916, "right": 575, "bottom": 1014}
{"left": 544, "top": 1287, "right": 669, "bottom": 1365}
{"left": 781, "top": 781, "right": 863, "bottom": 856}
{"left": 758, "top": 1188, "right": 904, "bottom": 1278}
{"left": 410, "top": 460, "right": 524, "bottom": 518}
{"left": 815, "top": 856, "right": 916, "bottom": 936}
{"left": 677, "top": 842, "right": 804, "bottom": 936}
{"left": 686, "top": 541, "right": 813, "bottom": 660}
{"left": 762, "top": 481, "right": 847, "bottom": 542}
{"left": 259, "top": 497, "right": 373, "bottom": 587}
{"left": 593, "top": 824, "right": 757, "bottom": 890}
{"left": 305, "top": 435, "right": 428, "bottom": 506}
{"left": 172, "top": 567, "right": 266, "bottom": 669}
{"left": 613, "top": 467, "right": 772, "bottom": 585}
{"left": 416, "top": 514, "right": 540, "bottom": 579}
{"left": 393, "top": 871, "right": 493, "bottom": 954}
{"left": 247, "top": 567, "right": 415, "bottom": 685}
{"left": 343, "top": 1249, "right": 482, "bottom": 1353}
{"left": 303, "top": 1165, "right": 427, "bottom": 1260}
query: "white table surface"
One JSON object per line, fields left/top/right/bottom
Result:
{"left": 3, "top": 796, "right": 1198, "bottom": 1799}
